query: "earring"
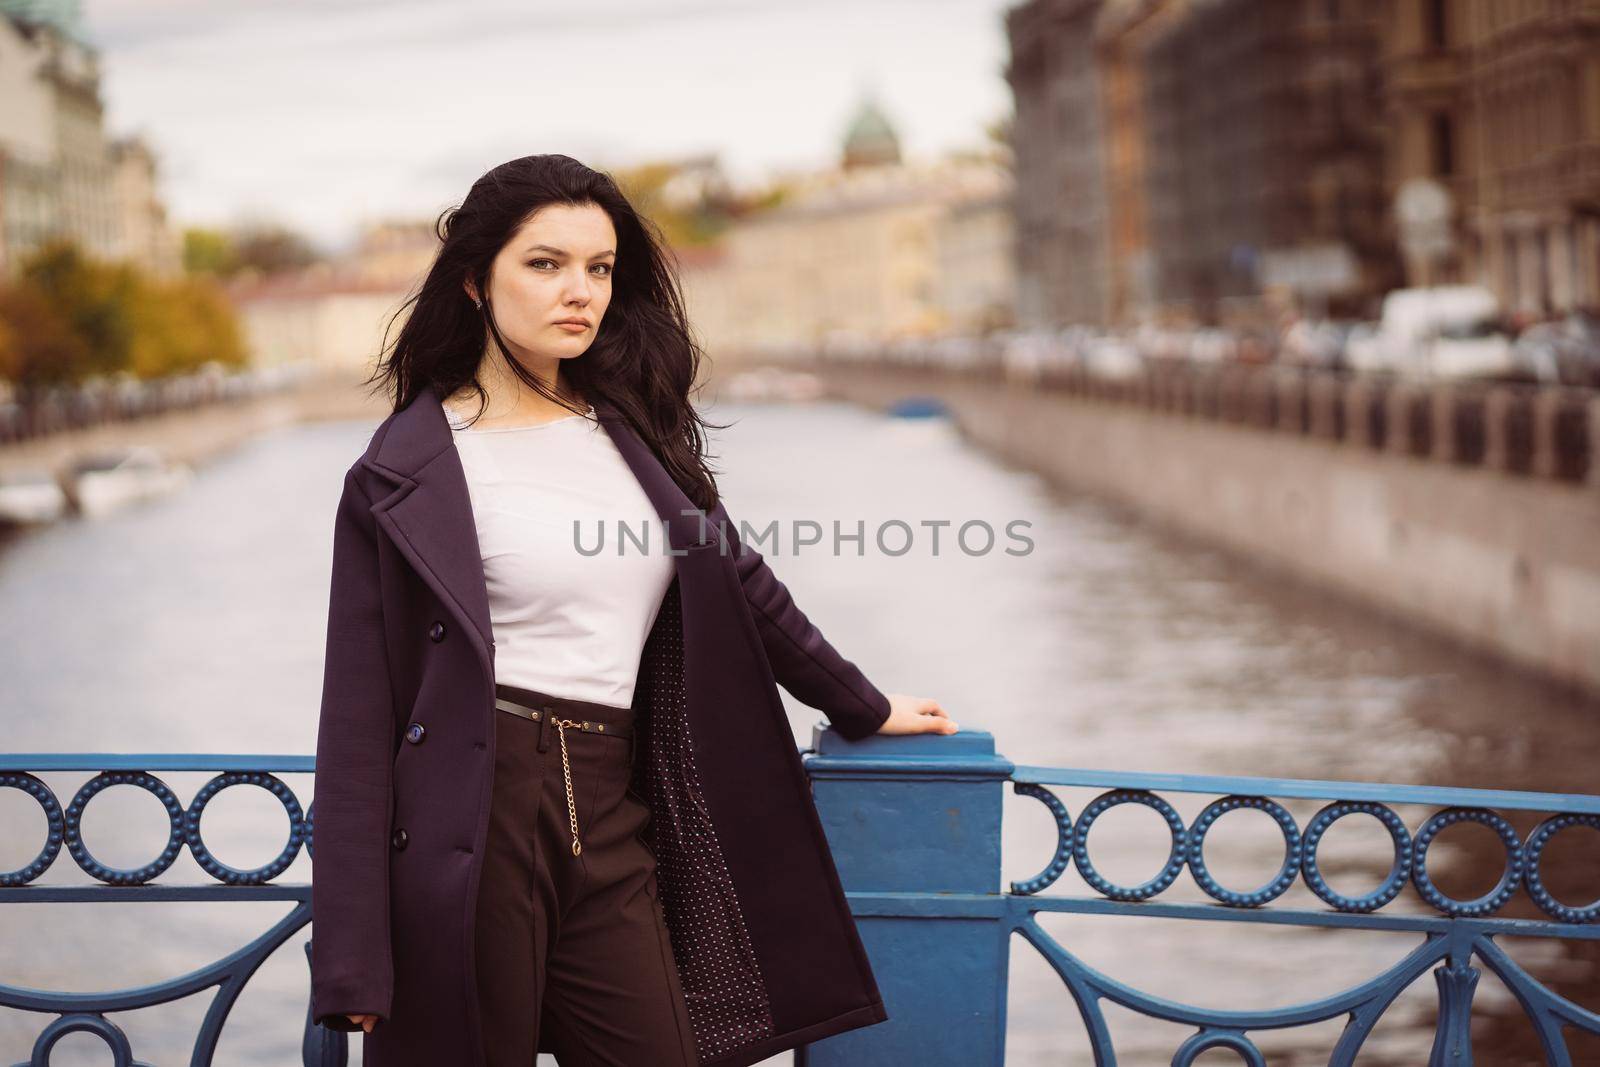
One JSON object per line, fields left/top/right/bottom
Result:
{"left": 473, "top": 297, "right": 483, "bottom": 310}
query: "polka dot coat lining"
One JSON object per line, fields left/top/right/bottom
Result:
{"left": 629, "top": 579, "right": 777, "bottom": 1060}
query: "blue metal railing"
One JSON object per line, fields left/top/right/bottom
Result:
{"left": 803, "top": 729, "right": 1600, "bottom": 1066}
{"left": 4, "top": 736, "right": 1597, "bottom": 1065}
{"left": 0, "top": 754, "right": 339, "bottom": 1067}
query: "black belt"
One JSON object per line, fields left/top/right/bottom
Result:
{"left": 493, "top": 696, "right": 634, "bottom": 739}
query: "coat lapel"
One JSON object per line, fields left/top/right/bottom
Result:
{"left": 358, "top": 390, "right": 496, "bottom": 677}
{"left": 356, "top": 389, "right": 717, "bottom": 684}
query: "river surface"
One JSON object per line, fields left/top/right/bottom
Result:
{"left": 0, "top": 398, "right": 1595, "bottom": 1065}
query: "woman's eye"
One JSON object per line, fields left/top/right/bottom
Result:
{"left": 526, "top": 259, "right": 610, "bottom": 276}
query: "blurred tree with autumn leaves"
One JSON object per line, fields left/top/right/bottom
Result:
{"left": 0, "top": 239, "right": 248, "bottom": 394}
{"left": 182, "top": 223, "right": 319, "bottom": 278}
{"left": 0, "top": 217, "right": 315, "bottom": 392}
{"left": 611, "top": 159, "right": 788, "bottom": 250}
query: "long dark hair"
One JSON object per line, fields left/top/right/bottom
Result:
{"left": 368, "top": 153, "right": 725, "bottom": 512}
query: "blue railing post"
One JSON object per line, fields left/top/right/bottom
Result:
{"left": 799, "top": 725, "right": 1016, "bottom": 1066}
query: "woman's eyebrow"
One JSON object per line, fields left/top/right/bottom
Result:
{"left": 524, "top": 244, "right": 616, "bottom": 258}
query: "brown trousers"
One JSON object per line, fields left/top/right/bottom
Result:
{"left": 473, "top": 682, "right": 698, "bottom": 1066}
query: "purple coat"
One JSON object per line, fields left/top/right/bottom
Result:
{"left": 309, "top": 387, "right": 892, "bottom": 1066}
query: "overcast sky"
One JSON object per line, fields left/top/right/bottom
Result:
{"left": 80, "top": 0, "right": 1016, "bottom": 253}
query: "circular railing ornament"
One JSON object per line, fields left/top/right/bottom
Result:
{"left": 63, "top": 771, "right": 186, "bottom": 885}
{"left": 1072, "top": 789, "right": 1187, "bottom": 901}
{"left": 1522, "top": 813, "right": 1600, "bottom": 924}
{"left": 1187, "top": 795, "right": 1302, "bottom": 907}
{"left": 0, "top": 772, "right": 65, "bottom": 886}
{"left": 183, "top": 771, "right": 307, "bottom": 885}
{"left": 1412, "top": 806, "right": 1523, "bottom": 917}
{"left": 1301, "top": 800, "right": 1412, "bottom": 912}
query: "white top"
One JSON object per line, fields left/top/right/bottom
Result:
{"left": 444, "top": 401, "right": 678, "bottom": 709}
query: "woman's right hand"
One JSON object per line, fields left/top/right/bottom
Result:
{"left": 346, "top": 1013, "right": 379, "bottom": 1033}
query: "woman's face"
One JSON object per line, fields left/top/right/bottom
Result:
{"left": 473, "top": 201, "right": 617, "bottom": 365}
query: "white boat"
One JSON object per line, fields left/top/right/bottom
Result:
{"left": 0, "top": 469, "right": 68, "bottom": 525}
{"left": 66, "top": 446, "right": 194, "bottom": 518}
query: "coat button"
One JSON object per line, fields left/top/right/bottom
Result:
{"left": 405, "top": 722, "right": 426, "bottom": 744}
{"left": 391, "top": 827, "right": 408, "bottom": 850}
{"left": 429, "top": 621, "right": 446, "bottom": 642}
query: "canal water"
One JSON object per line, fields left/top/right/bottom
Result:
{"left": 0, "top": 399, "right": 1594, "bottom": 1065}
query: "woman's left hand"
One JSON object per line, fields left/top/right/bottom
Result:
{"left": 876, "top": 693, "right": 959, "bottom": 735}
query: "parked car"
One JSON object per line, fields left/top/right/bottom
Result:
{"left": 1515, "top": 312, "right": 1600, "bottom": 388}
{"left": 1346, "top": 286, "right": 1533, "bottom": 381}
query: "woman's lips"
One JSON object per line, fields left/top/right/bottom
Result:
{"left": 554, "top": 322, "right": 589, "bottom": 332}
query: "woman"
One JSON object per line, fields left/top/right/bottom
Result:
{"left": 309, "top": 153, "right": 957, "bottom": 1067}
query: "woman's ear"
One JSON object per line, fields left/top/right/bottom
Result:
{"left": 462, "top": 279, "right": 478, "bottom": 304}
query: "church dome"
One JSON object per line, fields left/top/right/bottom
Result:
{"left": 842, "top": 97, "right": 902, "bottom": 169}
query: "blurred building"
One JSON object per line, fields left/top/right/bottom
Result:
{"left": 0, "top": 9, "right": 181, "bottom": 277}
{"left": 110, "top": 136, "right": 183, "bottom": 276}
{"left": 0, "top": 10, "right": 117, "bottom": 266}
{"left": 227, "top": 264, "right": 412, "bottom": 373}
{"left": 0, "top": 13, "right": 58, "bottom": 272}
{"left": 934, "top": 183, "right": 1017, "bottom": 334}
{"left": 682, "top": 96, "right": 1014, "bottom": 361}
{"left": 1082, "top": 0, "right": 1395, "bottom": 325}
{"left": 1006, "top": 0, "right": 1111, "bottom": 328}
{"left": 224, "top": 220, "right": 454, "bottom": 372}
{"left": 1134, "top": 0, "right": 1394, "bottom": 324}
{"left": 1005, "top": 0, "right": 1600, "bottom": 328}
{"left": 1383, "top": 0, "right": 1600, "bottom": 316}
{"left": 936, "top": 185, "right": 1018, "bottom": 334}
{"left": 1094, "top": 0, "right": 1173, "bottom": 326}
{"left": 350, "top": 219, "right": 440, "bottom": 290}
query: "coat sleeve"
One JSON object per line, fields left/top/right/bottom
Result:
{"left": 309, "top": 466, "right": 397, "bottom": 1033}
{"left": 704, "top": 498, "right": 892, "bottom": 741}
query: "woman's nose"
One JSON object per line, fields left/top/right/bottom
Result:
{"left": 561, "top": 269, "right": 592, "bottom": 304}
